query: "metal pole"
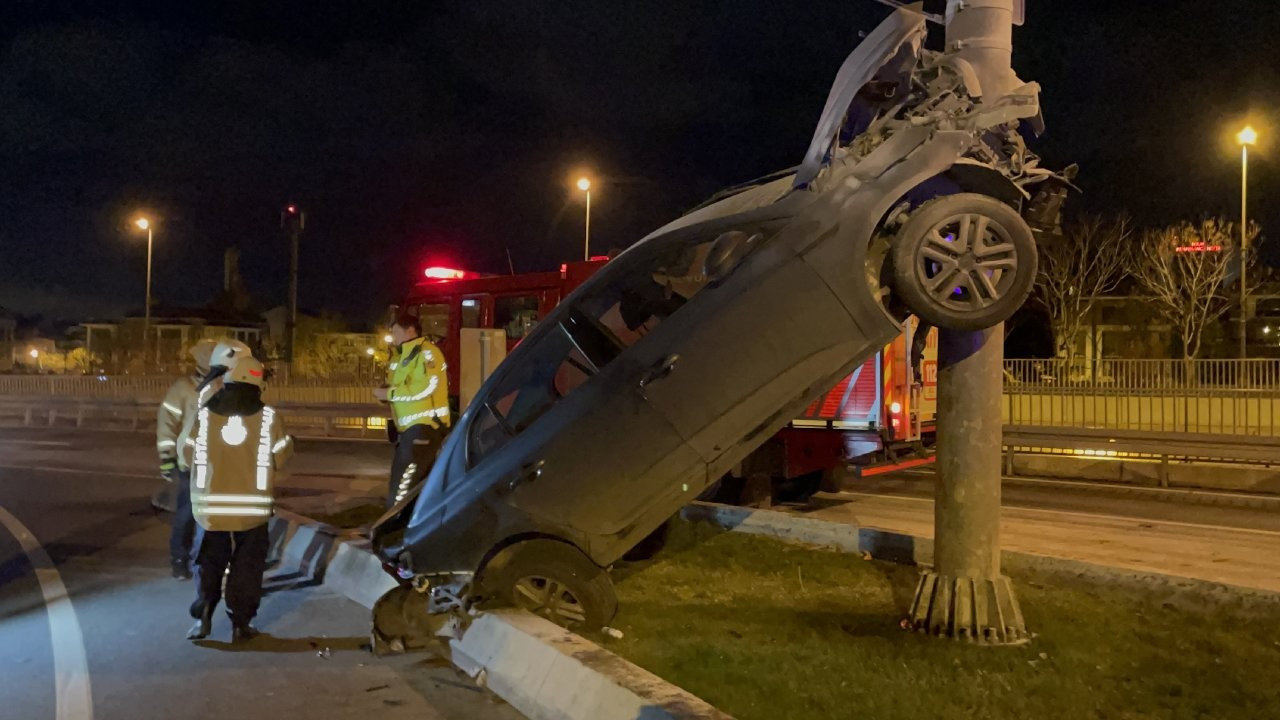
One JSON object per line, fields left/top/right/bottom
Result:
{"left": 288, "top": 225, "right": 300, "bottom": 376}
{"left": 584, "top": 189, "right": 591, "bottom": 261}
{"left": 1240, "top": 145, "right": 1249, "bottom": 359}
{"left": 144, "top": 226, "right": 152, "bottom": 372}
{"left": 909, "top": 0, "right": 1026, "bottom": 645}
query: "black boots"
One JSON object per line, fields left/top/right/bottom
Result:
{"left": 186, "top": 607, "right": 213, "bottom": 640}
{"left": 171, "top": 558, "right": 192, "bottom": 580}
{"left": 231, "top": 623, "right": 260, "bottom": 642}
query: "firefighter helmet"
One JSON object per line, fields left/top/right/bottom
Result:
{"left": 225, "top": 357, "right": 266, "bottom": 388}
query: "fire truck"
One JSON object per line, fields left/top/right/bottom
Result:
{"left": 395, "top": 259, "right": 937, "bottom": 503}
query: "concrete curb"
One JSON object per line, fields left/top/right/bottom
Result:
{"left": 266, "top": 509, "right": 732, "bottom": 720}
{"left": 681, "top": 502, "right": 1280, "bottom": 604}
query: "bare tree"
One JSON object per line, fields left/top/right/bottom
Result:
{"left": 1033, "top": 215, "right": 1132, "bottom": 363}
{"left": 1129, "top": 218, "right": 1259, "bottom": 360}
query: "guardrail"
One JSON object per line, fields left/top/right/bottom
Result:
{"left": 1003, "top": 359, "right": 1280, "bottom": 436}
{"left": 0, "top": 376, "right": 376, "bottom": 406}
{"left": 0, "top": 395, "right": 388, "bottom": 439}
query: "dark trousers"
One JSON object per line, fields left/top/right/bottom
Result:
{"left": 169, "top": 471, "right": 195, "bottom": 566}
{"left": 190, "top": 523, "right": 270, "bottom": 624}
{"left": 388, "top": 424, "right": 446, "bottom": 507}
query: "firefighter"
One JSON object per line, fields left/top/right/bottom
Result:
{"left": 197, "top": 338, "right": 253, "bottom": 392}
{"left": 373, "top": 314, "right": 450, "bottom": 507}
{"left": 182, "top": 357, "right": 293, "bottom": 641}
{"left": 156, "top": 338, "right": 219, "bottom": 579}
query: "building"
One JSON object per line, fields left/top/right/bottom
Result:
{"left": 0, "top": 309, "right": 15, "bottom": 372}
{"left": 83, "top": 307, "right": 264, "bottom": 374}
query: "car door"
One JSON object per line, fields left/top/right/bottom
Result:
{"left": 460, "top": 292, "right": 703, "bottom": 548}
{"left": 602, "top": 217, "right": 900, "bottom": 467}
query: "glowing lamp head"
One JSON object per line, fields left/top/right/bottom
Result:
{"left": 29, "top": 349, "right": 39, "bottom": 359}
{"left": 383, "top": 334, "right": 394, "bottom": 343}
{"left": 577, "top": 177, "right": 591, "bottom": 192}
{"left": 365, "top": 347, "right": 375, "bottom": 356}
{"left": 423, "top": 266, "right": 467, "bottom": 280}
{"left": 1239, "top": 126, "right": 1259, "bottom": 146}
{"left": 286, "top": 204, "right": 298, "bottom": 214}
{"left": 134, "top": 218, "right": 150, "bottom": 230}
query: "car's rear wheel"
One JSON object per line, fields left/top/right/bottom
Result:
{"left": 891, "top": 193, "right": 1037, "bottom": 331}
{"left": 489, "top": 540, "right": 617, "bottom": 631}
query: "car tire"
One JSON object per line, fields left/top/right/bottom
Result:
{"left": 891, "top": 193, "right": 1037, "bottom": 331}
{"left": 491, "top": 540, "right": 618, "bottom": 631}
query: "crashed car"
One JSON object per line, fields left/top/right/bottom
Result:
{"left": 371, "top": 6, "right": 1071, "bottom": 635}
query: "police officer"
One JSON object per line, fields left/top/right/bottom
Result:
{"left": 373, "top": 314, "right": 450, "bottom": 507}
{"left": 156, "top": 338, "right": 219, "bottom": 579}
{"left": 182, "top": 357, "right": 293, "bottom": 641}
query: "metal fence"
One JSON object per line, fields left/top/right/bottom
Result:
{"left": 0, "top": 375, "right": 379, "bottom": 407}
{"left": 1003, "top": 359, "right": 1280, "bottom": 435}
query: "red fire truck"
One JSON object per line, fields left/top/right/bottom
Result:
{"left": 395, "top": 258, "right": 936, "bottom": 502}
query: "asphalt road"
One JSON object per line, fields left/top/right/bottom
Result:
{"left": 789, "top": 468, "right": 1280, "bottom": 592}
{"left": 0, "top": 429, "right": 521, "bottom": 720}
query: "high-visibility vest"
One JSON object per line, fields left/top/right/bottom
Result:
{"left": 188, "top": 405, "right": 292, "bottom": 532}
{"left": 387, "top": 337, "right": 451, "bottom": 431}
{"left": 156, "top": 375, "right": 199, "bottom": 469}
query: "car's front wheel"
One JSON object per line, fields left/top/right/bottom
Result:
{"left": 891, "top": 193, "right": 1037, "bottom": 331}
{"left": 487, "top": 540, "right": 618, "bottom": 632}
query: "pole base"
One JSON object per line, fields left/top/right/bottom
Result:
{"left": 907, "top": 571, "right": 1028, "bottom": 644}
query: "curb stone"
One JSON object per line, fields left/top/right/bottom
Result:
{"left": 267, "top": 510, "right": 733, "bottom": 720}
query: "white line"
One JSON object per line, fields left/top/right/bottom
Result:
{"left": 839, "top": 491, "right": 1280, "bottom": 538}
{"left": 0, "top": 505, "right": 94, "bottom": 720}
{"left": 0, "top": 464, "right": 154, "bottom": 480}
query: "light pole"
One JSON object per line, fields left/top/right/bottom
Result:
{"left": 1238, "top": 126, "right": 1257, "bottom": 359}
{"left": 577, "top": 177, "right": 592, "bottom": 260}
{"left": 134, "top": 217, "right": 154, "bottom": 369}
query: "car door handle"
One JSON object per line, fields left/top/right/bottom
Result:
{"left": 507, "top": 459, "right": 544, "bottom": 490}
{"left": 638, "top": 354, "right": 680, "bottom": 396}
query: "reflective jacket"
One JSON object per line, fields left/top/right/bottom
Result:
{"left": 387, "top": 337, "right": 451, "bottom": 431}
{"left": 183, "top": 403, "right": 293, "bottom": 532}
{"left": 156, "top": 375, "right": 200, "bottom": 470}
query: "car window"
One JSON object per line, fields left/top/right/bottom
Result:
{"left": 494, "top": 294, "right": 541, "bottom": 340}
{"left": 416, "top": 304, "right": 449, "bottom": 340}
{"left": 468, "top": 323, "right": 600, "bottom": 466}
{"left": 461, "top": 296, "right": 485, "bottom": 328}
{"left": 577, "top": 235, "right": 719, "bottom": 349}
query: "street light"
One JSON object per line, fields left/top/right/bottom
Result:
{"left": 133, "top": 216, "right": 154, "bottom": 369}
{"left": 365, "top": 347, "right": 375, "bottom": 356}
{"left": 576, "top": 176, "right": 592, "bottom": 261}
{"left": 1238, "top": 126, "right": 1257, "bottom": 359}
{"left": 383, "top": 334, "right": 394, "bottom": 344}
{"left": 29, "top": 348, "right": 42, "bottom": 372}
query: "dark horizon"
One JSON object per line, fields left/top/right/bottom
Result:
{"left": 2, "top": 0, "right": 1277, "bottom": 327}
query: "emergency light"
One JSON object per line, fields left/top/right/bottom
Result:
{"left": 424, "top": 267, "right": 467, "bottom": 280}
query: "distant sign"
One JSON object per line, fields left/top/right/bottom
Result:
{"left": 1175, "top": 241, "right": 1222, "bottom": 253}
{"left": 922, "top": 360, "right": 938, "bottom": 401}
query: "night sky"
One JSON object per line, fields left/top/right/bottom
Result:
{"left": 1, "top": 0, "right": 1277, "bottom": 326}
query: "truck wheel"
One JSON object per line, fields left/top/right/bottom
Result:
{"left": 491, "top": 540, "right": 617, "bottom": 631}
{"left": 891, "top": 193, "right": 1036, "bottom": 331}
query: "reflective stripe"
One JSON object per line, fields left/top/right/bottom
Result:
{"left": 156, "top": 440, "right": 177, "bottom": 449}
{"left": 397, "top": 406, "right": 450, "bottom": 424}
{"left": 272, "top": 437, "right": 290, "bottom": 453}
{"left": 255, "top": 407, "right": 275, "bottom": 491}
{"left": 394, "top": 463, "right": 417, "bottom": 503}
{"left": 193, "top": 407, "right": 211, "bottom": 489}
{"left": 193, "top": 493, "right": 272, "bottom": 504}
{"left": 389, "top": 362, "right": 398, "bottom": 371}
{"left": 162, "top": 401, "right": 182, "bottom": 416}
{"left": 390, "top": 375, "right": 438, "bottom": 403}
{"left": 198, "top": 507, "right": 272, "bottom": 516}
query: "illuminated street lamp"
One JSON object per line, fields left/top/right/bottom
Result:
{"left": 577, "top": 176, "right": 592, "bottom": 261}
{"left": 29, "top": 348, "right": 42, "bottom": 372}
{"left": 383, "top": 333, "right": 394, "bottom": 344}
{"left": 1237, "top": 126, "right": 1257, "bottom": 359}
{"left": 133, "top": 217, "right": 154, "bottom": 368}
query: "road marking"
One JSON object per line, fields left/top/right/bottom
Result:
{"left": 0, "top": 505, "right": 94, "bottom": 720}
{"left": 0, "top": 464, "right": 154, "bottom": 480}
{"left": 0, "top": 439, "right": 73, "bottom": 447}
{"left": 838, "top": 491, "right": 1280, "bottom": 538}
